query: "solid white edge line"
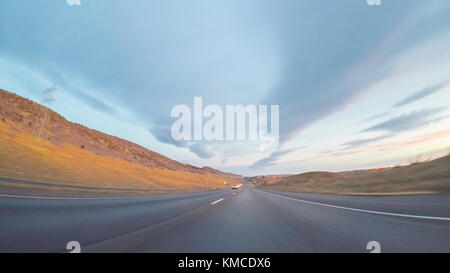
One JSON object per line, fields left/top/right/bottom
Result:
{"left": 0, "top": 193, "right": 149, "bottom": 200}
{"left": 211, "top": 198, "right": 224, "bottom": 205}
{"left": 265, "top": 191, "right": 450, "bottom": 221}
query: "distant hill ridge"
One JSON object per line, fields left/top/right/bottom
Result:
{"left": 253, "top": 155, "right": 450, "bottom": 194}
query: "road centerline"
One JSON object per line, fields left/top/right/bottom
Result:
{"left": 211, "top": 198, "right": 224, "bottom": 205}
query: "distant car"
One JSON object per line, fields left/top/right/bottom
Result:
{"left": 232, "top": 184, "right": 239, "bottom": 190}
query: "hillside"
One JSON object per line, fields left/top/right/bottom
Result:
{"left": 0, "top": 89, "right": 240, "bottom": 194}
{"left": 245, "top": 175, "right": 289, "bottom": 187}
{"left": 255, "top": 155, "right": 450, "bottom": 195}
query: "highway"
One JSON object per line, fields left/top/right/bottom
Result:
{"left": 0, "top": 187, "right": 449, "bottom": 252}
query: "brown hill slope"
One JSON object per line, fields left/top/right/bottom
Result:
{"left": 0, "top": 89, "right": 240, "bottom": 194}
{"left": 255, "top": 155, "right": 450, "bottom": 195}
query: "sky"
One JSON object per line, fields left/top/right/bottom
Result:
{"left": 1, "top": 0, "right": 450, "bottom": 176}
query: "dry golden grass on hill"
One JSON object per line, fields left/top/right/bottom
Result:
{"left": 0, "top": 89, "right": 241, "bottom": 194}
{"left": 256, "top": 155, "right": 450, "bottom": 195}
{"left": 0, "top": 120, "right": 238, "bottom": 193}
{"left": 0, "top": 89, "right": 240, "bottom": 177}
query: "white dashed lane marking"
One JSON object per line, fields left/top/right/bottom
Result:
{"left": 211, "top": 198, "right": 224, "bottom": 205}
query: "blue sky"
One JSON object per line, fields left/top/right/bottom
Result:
{"left": 1, "top": 0, "right": 450, "bottom": 175}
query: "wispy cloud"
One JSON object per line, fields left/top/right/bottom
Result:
{"left": 362, "top": 106, "right": 448, "bottom": 133}
{"left": 250, "top": 148, "right": 297, "bottom": 169}
{"left": 394, "top": 79, "right": 450, "bottom": 107}
{"left": 373, "top": 128, "right": 450, "bottom": 152}
{"left": 356, "top": 111, "right": 392, "bottom": 124}
{"left": 149, "top": 118, "right": 188, "bottom": 148}
{"left": 149, "top": 118, "right": 215, "bottom": 159}
{"left": 342, "top": 133, "right": 394, "bottom": 149}
{"left": 189, "top": 144, "right": 215, "bottom": 159}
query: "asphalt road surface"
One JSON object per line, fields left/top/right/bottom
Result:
{"left": 1, "top": 187, "right": 449, "bottom": 252}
